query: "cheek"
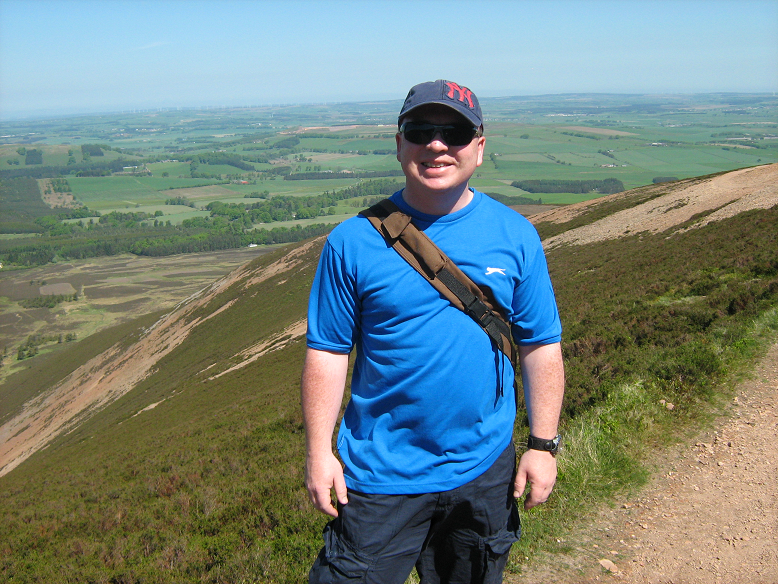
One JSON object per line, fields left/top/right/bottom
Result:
{"left": 396, "top": 143, "right": 421, "bottom": 169}
{"left": 396, "top": 145, "right": 407, "bottom": 166}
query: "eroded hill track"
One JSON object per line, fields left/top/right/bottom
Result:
{"left": 531, "top": 163, "right": 778, "bottom": 248}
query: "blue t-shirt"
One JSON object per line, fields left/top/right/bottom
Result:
{"left": 307, "top": 189, "right": 561, "bottom": 494}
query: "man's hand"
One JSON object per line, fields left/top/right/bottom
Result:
{"left": 305, "top": 451, "right": 349, "bottom": 518}
{"left": 513, "top": 448, "right": 557, "bottom": 510}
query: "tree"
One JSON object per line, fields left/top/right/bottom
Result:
{"left": 25, "top": 149, "right": 43, "bottom": 165}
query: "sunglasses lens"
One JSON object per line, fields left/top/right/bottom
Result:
{"left": 443, "top": 127, "right": 476, "bottom": 146}
{"left": 404, "top": 127, "right": 434, "bottom": 145}
{"left": 402, "top": 123, "right": 477, "bottom": 146}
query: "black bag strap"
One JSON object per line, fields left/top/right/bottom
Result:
{"left": 359, "top": 198, "right": 515, "bottom": 366}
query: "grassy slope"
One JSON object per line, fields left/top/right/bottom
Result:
{"left": 1, "top": 171, "right": 777, "bottom": 582}
{"left": 0, "top": 309, "right": 165, "bottom": 427}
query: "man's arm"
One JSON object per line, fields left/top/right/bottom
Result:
{"left": 301, "top": 347, "right": 350, "bottom": 517}
{"left": 513, "top": 342, "right": 565, "bottom": 509}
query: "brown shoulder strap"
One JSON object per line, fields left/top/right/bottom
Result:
{"left": 359, "top": 198, "right": 515, "bottom": 365}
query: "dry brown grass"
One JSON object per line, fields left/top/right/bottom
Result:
{"left": 533, "top": 163, "right": 778, "bottom": 249}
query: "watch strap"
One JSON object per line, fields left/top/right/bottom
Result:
{"left": 526, "top": 434, "right": 561, "bottom": 454}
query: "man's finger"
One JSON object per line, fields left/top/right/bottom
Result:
{"left": 313, "top": 487, "right": 339, "bottom": 518}
{"left": 333, "top": 472, "right": 349, "bottom": 506}
{"left": 513, "top": 471, "right": 527, "bottom": 499}
{"left": 308, "top": 489, "right": 338, "bottom": 517}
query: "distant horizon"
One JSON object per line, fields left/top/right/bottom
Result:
{"left": 2, "top": 0, "right": 777, "bottom": 122}
{"left": 3, "top": 89, "right": 777, "bottom": 124}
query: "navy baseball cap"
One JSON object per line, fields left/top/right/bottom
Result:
{"left": 398, "top": 80, "right": 483, "bottom": 128}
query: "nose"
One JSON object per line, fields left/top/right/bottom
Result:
{"left": 427, "top": 131, "right": 448, "bottom": 150}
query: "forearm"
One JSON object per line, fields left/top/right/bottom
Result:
{"left": 519, "top": 342, "right": 565, "bottom": 439}
{"left": 301, "top": 347, "right": 349, "bottom": 456}
{"left": 300, "top": 347, "right": 350, "bottom": 516}
{"left": 514, "top": 342, "right": 565, "bottom": 508}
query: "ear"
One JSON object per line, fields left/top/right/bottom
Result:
{"left": 395, "top": 132, "right": 402, "bottom": 162}
{"left": 475, "top": 135, "right": 486, "bottom": 167}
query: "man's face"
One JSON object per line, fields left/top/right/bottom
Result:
{"left": 395, "top": 104, "right": 485, "bottom": 205}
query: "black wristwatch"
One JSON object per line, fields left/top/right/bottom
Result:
{"left": 526, "top": 434, "right": 561, "bottom": 456}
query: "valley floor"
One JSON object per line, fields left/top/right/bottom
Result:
{"left": 509, "top": 341, "right": 778, "bottom": 584}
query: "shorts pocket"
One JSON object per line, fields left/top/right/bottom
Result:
{"left": 484, "top": 499, "right": 521, "bottom": 555}
{"left": 481, "top": 501, "right": 521, "bottom": 583}
{"left": 309, "top": 520, "right": 374, "bottom": 583}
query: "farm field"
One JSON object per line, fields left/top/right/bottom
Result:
{"left": 0, "top": 93, "right": 775, "bottom": 267}
{"left": 0, "top": 246, "right": 275, "bottom": 392}
{"left": 2, "top": 94, "right": 774, "bottom": 195}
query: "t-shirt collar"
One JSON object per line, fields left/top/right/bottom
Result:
{"left": 392, "top": 188, "right": 481, "bottom": 224}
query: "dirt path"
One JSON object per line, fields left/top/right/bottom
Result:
{"left": 512, "top": 342, "right": 778, "bottom": 583}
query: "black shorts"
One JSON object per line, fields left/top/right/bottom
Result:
{"left": 309, "top": 442, "right": 521, "bottom": 584}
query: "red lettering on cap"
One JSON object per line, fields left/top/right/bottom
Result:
{"left": 445, "top": 82, "right": 474, "bottom": 108}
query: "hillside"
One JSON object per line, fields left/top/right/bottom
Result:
{"left": 530, "top": 163, "right": 778, "bottom": 247}
{"left": 1, "top": 165, "right": 776, "bottom": 582}
{"left": 1, "top": 236, "right": 326, "bottom": 582}
{"left": 0, "top": 240, "right": 318, "bottom": 477}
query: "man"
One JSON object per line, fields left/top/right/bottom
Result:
{"left": 302, "top": 79, "right": 564, "bottom": 583}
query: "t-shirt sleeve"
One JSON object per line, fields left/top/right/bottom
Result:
{"left": 306, "top": 238, "right": 359, "bottom": 353}
{"left": 510, "top": 231, "right": 562, "bottom": 346}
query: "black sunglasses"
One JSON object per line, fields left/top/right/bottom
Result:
{"left": 399, "top": 122, "right": 482, "bottom": 146}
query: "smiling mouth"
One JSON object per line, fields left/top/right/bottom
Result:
{"left": 422, "top": 162, "right": 449, "bottom": 168}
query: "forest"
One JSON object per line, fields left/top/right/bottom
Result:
{"left": 0, "top": 178, "right": 405, "bottom": 267}
{"left": 511, "top": 178, "right": 625, "bottom": 194}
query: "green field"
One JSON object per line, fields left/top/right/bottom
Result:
{"left": 68, "top": 176, "right": 171, "bottom": 208}
{"left": 1, "top": 93, "right": 776, "bottom": 265}
{"left": 3, "top": 94, "right": 774, "bottom": 198}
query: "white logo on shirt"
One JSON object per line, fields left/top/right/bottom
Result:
{"left": 485, "top": 267, "right": 506, "bottom": 276}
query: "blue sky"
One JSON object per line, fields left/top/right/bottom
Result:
{"left": 1, "top": 0, "right": 777, "bottom": 119}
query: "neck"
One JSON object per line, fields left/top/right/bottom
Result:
{"left": 401, "top": 183, "right": 473, "bottom": 216}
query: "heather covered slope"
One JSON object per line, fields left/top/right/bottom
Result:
{"left": 0, "top": 238, "right": 321, "bottom": 478}
{"left": 1, "top": 165, "right": 777, "bottom": 583}
{"left": 1, "top": 238, "right": 327, "bottom": 582}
